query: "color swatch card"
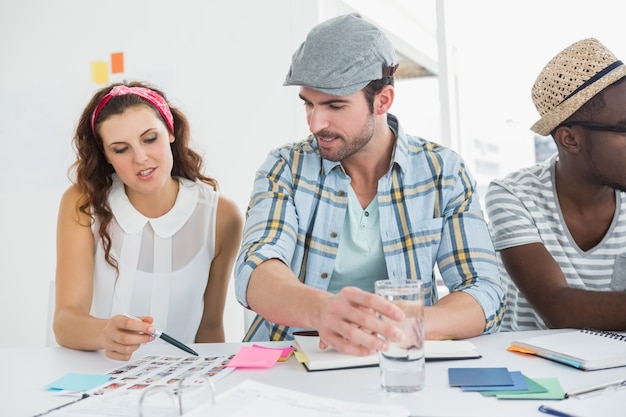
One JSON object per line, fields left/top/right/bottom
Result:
{"left": 494, "top": 378, "right": 565, "bottom": 400}
{"left": 448, "top": 367, "right": 513, "bottom": 387}
{"left": 480, "top": 375, "right": 549, "bottom": 397}
{"left": 461, "top": 370, "right": 528, "bottom": 391}
{"left": 448, "top": 367, "right": 565, "bottom": 400}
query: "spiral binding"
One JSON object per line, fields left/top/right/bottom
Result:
{"left": 581, "top": 328, "right": 626, "bottom": 341}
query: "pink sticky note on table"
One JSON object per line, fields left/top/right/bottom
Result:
{"left": 226, "top": 345, "right": 283, "bottom": 368}
{"left": 252, "top": 344, "right": 294, "bottom": 361}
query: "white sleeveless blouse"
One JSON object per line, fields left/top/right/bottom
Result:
{"left": 90, "top": 174, "right": 218, "bottom": 343}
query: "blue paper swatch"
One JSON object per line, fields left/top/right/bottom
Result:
{"left": 462, "top": 370, "right": 527, "bottom": 391}
{"left": 46, "top": 373, "right": 111, "bottom": 392}
{"left": 448, "top": 367, "right": 513, "bottom": 387}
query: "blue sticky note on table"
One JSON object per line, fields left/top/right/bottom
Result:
{"left": 462, "top": 370, "right": 527, "bottom": 391}
{"left": 46, "top": 373, "right": 111, "bottom": 391}
{"left": 448, "top": 367, "right": 513, "bottom": 387}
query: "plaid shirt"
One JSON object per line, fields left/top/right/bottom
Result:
{"left": 235, "top": 114, "right": 504, "bottom": 341}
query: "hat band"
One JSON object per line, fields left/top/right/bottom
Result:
{"left": 560, "top": 60, "right": 624, "bottom": 104}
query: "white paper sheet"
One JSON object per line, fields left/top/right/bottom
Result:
{"left": 184, "top": 379, "right": 410, "bottom": 417}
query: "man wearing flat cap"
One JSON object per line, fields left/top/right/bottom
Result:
{"left": 235, "top": 13, "right": 504, "bottom": 355}
{"left": 486, "top": 38, "right": 626, "bottom": 331}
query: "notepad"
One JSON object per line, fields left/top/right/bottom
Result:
{"left": 509, "top": 329, "right": 626, "bottom": 371}
{"left": 293, "top": 335, "right": 481, "bottom": 371}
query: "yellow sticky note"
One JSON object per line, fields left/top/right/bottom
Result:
{"left": 293, "top": 350, "right": 308, "bottom": 363}
{"left": 91, "top": 61, "right": 108, "bottom": 84}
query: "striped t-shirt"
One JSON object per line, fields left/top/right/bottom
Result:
{"left": 485, "top": 154, "right": 626, "bottom": 331}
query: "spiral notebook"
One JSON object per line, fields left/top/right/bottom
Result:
{"left": 509, "top": 329, "right": 626, "bottom": 371}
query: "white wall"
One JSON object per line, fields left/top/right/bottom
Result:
{"left": 0, "top": 0, "right": 443, "bottom": 348}
{"left": 0, "top": 0, "right": 323, "bottom": 347}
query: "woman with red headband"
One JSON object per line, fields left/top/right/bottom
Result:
{"left": 53, "top": 81, "right": 242, "bottom": 360}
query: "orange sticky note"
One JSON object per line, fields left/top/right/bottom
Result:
{"left": 507, "top": 345, "right": 537, "bottom": 354}
{"left": 111, "top": 52, "right": 124, "bottom": 73}
{"left": 91, "top": 61, "right": 108, "bottom": 84}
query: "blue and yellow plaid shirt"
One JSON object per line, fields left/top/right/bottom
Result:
{"left": 235, "top": 114, "right": 504, "bottom": 341}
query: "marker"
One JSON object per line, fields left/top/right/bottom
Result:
{"left": 565, "top": 378, "right": 626, "bottom": 398}
{"left": 124, "top": 314, "right": 198, "bottom": 356}
{"left": 538, "top": 405, "right": 575, "bottom": 417}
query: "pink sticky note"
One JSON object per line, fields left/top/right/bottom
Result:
{"left": 252, "top": 344, "right": 294, "bottom": 361}
{"left": 226, "top": 345, "right": 283, "bottom": 368}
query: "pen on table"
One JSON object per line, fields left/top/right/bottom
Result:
{"left": 564, "top": 378, "right": 626, "bottom": 398}
{"left": 33, "top": 393, "right": 90, "bottom": 416}
{"left": 538, "top": 405, "right": 576, "bottom": 417}
{"left": 123, "top": 314, "right": 198, "bottom": 356}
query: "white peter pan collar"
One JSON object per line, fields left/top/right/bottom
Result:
{"left": 108, "top": 174, "right": 198, "bottom": 238}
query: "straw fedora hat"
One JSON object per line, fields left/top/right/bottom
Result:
{"left": 530, "top": 38, "right": 626, "bottom": 136}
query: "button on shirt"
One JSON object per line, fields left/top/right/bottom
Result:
{"left": 235, "top": 114, "right": 504, "bottom": 341}
{"left": 326, "top": 186, "right": 386, "bottom": 294}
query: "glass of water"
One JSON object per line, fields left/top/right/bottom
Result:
{"left": 374, "top": 279, "right": 425, "bottom": 393}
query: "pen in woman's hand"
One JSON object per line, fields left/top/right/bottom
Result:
{"left": 123, "top": 314, "right": 199, "bottom": 356}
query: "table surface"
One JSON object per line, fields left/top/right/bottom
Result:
{"left": 4, "top": 329, "right": 626, "bottom": 417}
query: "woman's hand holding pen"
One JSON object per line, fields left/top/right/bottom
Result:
{"left": 101, "top": 314, "right": 156, "bottom": 361}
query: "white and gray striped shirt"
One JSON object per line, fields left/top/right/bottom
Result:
{"left": 485, "top": 154, "right": 626, "bottom": 331}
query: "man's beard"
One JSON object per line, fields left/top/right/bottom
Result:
{"left": 316, "top": 114, "right": 375, "bottom": 162}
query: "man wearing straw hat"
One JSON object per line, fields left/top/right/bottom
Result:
{"left": 235, "top": 13, "right": 504, "bottom": 355}
{"left": 486, "top": 38, "right": 626, "bottom": 331}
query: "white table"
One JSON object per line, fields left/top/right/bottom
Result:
{"left": 3, "top": 329, "right": 625, "bottom": 417}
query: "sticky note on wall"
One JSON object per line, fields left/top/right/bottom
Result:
{"left": 111, "top": 52, "right": 124, "bottom": 73}
{"left": 91, "top": 61, "right": 108, "bottom": 84}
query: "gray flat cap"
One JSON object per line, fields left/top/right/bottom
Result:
{"left": 284, "top": 13, "right": 398, "bottom": 96}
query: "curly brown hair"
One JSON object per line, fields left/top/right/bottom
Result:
{"left": 69, "top": 80, "right": 217, "bottom": 273}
